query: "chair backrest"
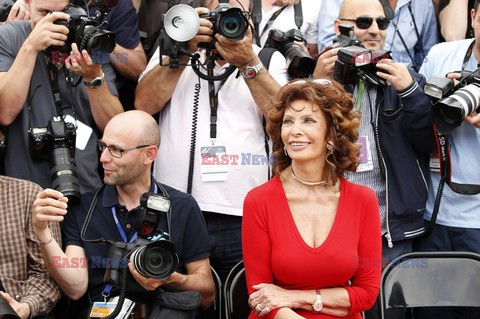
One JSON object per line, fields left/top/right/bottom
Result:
{"left": 211, "top": 266, "right": 222, "bottom": 318}
{"left": 224, "top": 260, "right": 250, "bottom": 319}
{"left": 379, "top": 251, "right": 480, "bottom": 319}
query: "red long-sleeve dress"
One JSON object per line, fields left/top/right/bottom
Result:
{"left": 242, "top": 177, "right": 381, "bottom": 318}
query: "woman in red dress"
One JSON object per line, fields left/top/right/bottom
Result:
{"left": 242, "top": 79, "right": 381, "bottom": 319}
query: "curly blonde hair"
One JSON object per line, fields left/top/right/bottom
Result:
{"left": 267, "top": 79, "right": 361, "bottom": 185}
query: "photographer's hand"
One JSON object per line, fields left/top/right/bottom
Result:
{"left": 215, "top": 26, "right": 257, "bottom": 69}
{"left": 313, "top": 48, "right": 339, "bottom": 80}
{"left": 0, "top": 292, "right": 30, "bottom": 319}
{"left": 185, "top": 7, "right": 212, "bottom": 54}
{"left": 24, "top": 12, "right": 69, "bottom": 52}
{"left": 465, "top": 111, "right": 480, "bottom": 128}
{"left": 376, "top": 59, "right": 413, "bottom": 91}
{"left": 32, "top": 188, "right": 67, "bottom": 241}
{"left": 65, "top": 43, "right": 103, "bottom": 82}
{"left": 272, "top": 0, "right": 300, "bottom": 5}
{"left": 128, "top": 263, "right": 176, "bottom": 291}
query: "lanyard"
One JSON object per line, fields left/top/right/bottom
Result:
{"left": 110, "top": 183, "right": 159, "bottom": 244}
{"left": 208, "top": 74, "right": 229, "bottom": 142}
{"left": 355, "top": 79, "right": 365, "bottom": 112}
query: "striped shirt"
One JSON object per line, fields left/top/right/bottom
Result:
{"left": 347, "top": 82, "right": 388, "bottom": 233}
{"left": 0, "top": 176, "right": 61, "bottom": 317}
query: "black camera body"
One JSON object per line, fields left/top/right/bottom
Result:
{"left": 103, "top": 192, "right": 179, "bottom": 293}
{"left": 334, "top": 45, "right": 392, "bottom": 86}
{"left": 51, "top": 4, "right": 116, "bottom": 56}
{"left": 0, "top": 279, "right": 20, "bottom": 318}
{"left": 198, "top": 3, "right": 248, "bottom": 50}
{"left": 29, "top": 115, "right": 80, "bottom": 204}
{"left": 322, "top": 24, "right": 362, "bottom": 54}
{"left": 424, "top": 68, "right": 480, "bottom": 134}
{"left": 264, "top": 28, "right": 315, "bottom": 79}
{"left": 0, "top": 0, "right": 15, "bottom": 22}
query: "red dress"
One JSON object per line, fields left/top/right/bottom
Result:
{"left": 242, "top": 177, "right": 381, "bottom": 318}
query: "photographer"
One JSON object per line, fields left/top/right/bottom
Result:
{"left": 413, "top": 1, "right": 480, "bottom": 318}
{"left": 0, "top": 176, "right": 61, "bottom": 319}
{"left": 313, "top": 0, "right": 436, "bottom": 318}
{"left": 32, "top": 110, "right": 214, "bottom": 318}
{"left": 135, "top": 0, "right": 289, "bottom": 282}
{"left": 0, "top": 0, "right": 123, "bottom": 194}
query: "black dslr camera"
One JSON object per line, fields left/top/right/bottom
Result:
{"left": 50, "top": 3, "right": 116, "bottom": 56}
{"left": 0, "top": 0, "right": 15, "bottom": 22}
{"left": 334, "top": 45, "right": 391, "bottom": 86}
{"left": 424, "top": 68, "right": 480, "bottom": 134}
{"left": 264, "top": 28, "right": 315, "bottom": 79}
{"left": 321, "top": 24, "right": 362, "bottom": 55}
{"left": 29, "top": 115, "right": 80, "bottom": 204}
{"left": 104, "top": 192, "right": 179, "bottom": 292}
{"left": 198, "top": 2, "right": 249, "bottom": 51}
{"left": 0, "top": 279, "right": 20, "bottom": 318}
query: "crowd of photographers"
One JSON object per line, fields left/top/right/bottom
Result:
{"left": 0, "top": 0, "right": 479, "bottom": 318}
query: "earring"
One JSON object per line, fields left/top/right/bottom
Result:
{"left": 326, "top": 141, "right": 334, "bottom": 155}
{"left": 284, "top": 146, "right": 288, "bottom": 157}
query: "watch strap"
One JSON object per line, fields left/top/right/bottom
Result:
{"left": 83, "top": 72, "right": 105, "bottom": 89}
{"left": 240, "top": 62, "right": 263, "bottom": 79}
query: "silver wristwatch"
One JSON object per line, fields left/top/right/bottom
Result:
{"left": 83, "top": 72, "right": 105, "bottom": 89}
{"left": 240, "top": 62, "right": 263, "bottom": 79}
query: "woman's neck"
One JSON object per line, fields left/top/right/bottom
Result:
{"left": 290, "top": 160, "right": 326, "bottom": 184}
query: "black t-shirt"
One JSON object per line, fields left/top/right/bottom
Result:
{"left": 61, "top": 179, "right": 210, "bottom": 303}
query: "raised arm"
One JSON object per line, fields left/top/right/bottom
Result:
{"left": 32, "top": 188, "right": 89, "bottom": 300}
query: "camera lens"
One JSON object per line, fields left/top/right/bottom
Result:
{"left": 130, "top": 240, "right": 178, "bottom": 280}
{"left": 218, "top": 9, "right": 247, "bottom": 41}
{"left": 435, "top": 83, "right": 480, "bottom": 133}
{"left": 283, "top": 43, "right": 315, "bottom": 79}
{"left": 79, "top": 27, "right": 116, "bottom": 55}
{"left": 50, "top": 147, "right": 81, "bottom": 205}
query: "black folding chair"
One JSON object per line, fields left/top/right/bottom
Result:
{"left": 224, "top": 261, "right": 250, "bottom": 319}
{"left": 379, "top": 251, "right": 480, "bottom": 319}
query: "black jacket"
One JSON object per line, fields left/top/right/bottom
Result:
{"left": 373, "top": 70, "right": 436, "bottom": 245}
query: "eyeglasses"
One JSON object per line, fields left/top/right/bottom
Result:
{"left": 339, "top": 16, "right": 390, "bottom": 30}
{"left": 98, "top": 140, "right": 150, "bottom": 158}
{"left": 288, "top": 79, "right": 332, "bottom": 86}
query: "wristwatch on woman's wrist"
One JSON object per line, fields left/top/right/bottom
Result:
{"left": 312, "top": 290, "right": 323, "bottom": 312}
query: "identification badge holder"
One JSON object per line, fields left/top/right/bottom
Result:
{"left": 200, "top": 145, "right": 228, "bottom": 182}
{"left": 89, "top": 297, "right": 135, "bottom": 319}
{"left": 356, "top": 136, "right": 374, "bottom": 172}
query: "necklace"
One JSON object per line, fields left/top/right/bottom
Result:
{"left": 290, "top": 167, "right": 327, "bottom": 186}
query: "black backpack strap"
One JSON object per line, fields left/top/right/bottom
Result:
{"left": 252, "top": 0, "right": 262, "bottom": 44}
{"left": 293, "top": 0, "right": 303, "bottom": 30}
{"left": 258, "top": 47, "right": 276, "bottom": 70}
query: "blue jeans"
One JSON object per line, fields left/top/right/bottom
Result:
{"left": 365, "top": 236, "right": 413, "bottom": 319}
{"left": 202, "top": 211, "right": 243, "bottom": 283}
{"left": 413, "top": 222, "right": 480, "bottom": 319}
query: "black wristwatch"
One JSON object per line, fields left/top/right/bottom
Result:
{"left": 83, "top": 72, "right": 105, "bottom": 89}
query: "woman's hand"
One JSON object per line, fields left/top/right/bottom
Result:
{"left": 248, "top": 283, "right": 295, "bottom": 316}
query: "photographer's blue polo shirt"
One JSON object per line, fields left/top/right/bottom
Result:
{"left": 62, "top": 177, "right": 210, "bottom": 302}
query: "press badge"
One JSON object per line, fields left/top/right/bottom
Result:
{"left": 356, "top": 136, "right": 374, "bottom": 172}
{"left": 89, "top": 297, "right": 134, "bottom": 319}
{"left": 75, "top": 120, "right": 93, "bottom": 151}
{"left": 200, "top": 145, "right": 228, "bottom": 182}
{"left": 429, "top": 152, "right": 441, "bottom": 172}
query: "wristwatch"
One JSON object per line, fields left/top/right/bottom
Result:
{"left": 83, "top": 72, "right": 105, "bottom": 89}
{"left": 240, "top": 62, "right": 263, "bottom": 79}
{"left": 313, "top": 290, "right": 323, "bottom": 312}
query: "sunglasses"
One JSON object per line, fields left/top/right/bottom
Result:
{"left": 340, "top": 16, "right": 390, "bottom": 30}
{"left": 287, "top": 79, "right": 332, "bottom": 86}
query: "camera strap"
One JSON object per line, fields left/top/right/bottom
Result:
{"left": 462, "top": 40, "right": 475, "bottom": 72}
{"left": 46, "top": 60, "right": 77, "bottom": 117}
{"left": 252, "top": 0, "right": 303, "bottom": 44}
{"left": 207, "top": 75, "right": 229, "bottom": 142}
